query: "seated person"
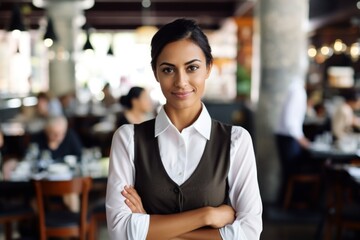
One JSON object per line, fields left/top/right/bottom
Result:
{"left": 0, "top": 130, "right": 3, "bottom": 154}
{"left": 117, "top": 86, "right": 154, "bottom": 127}
{"left": 332, "top": 88, "right": 360, "bottom": 140}
{"left": 14, "top": 91, "right": 63, "bottom": 134}
{"left": 102, "top": 83, "right": 117, "bottom": 108}
{"left": 31, "top": 116, "right": 82, "bottom": 163}
{"left": 31, "top": 116, "right": 83, "bottom": 213}
{"left": 0, "top": 131, "right": 21, "bottom": 180}
{"left": 59, "top": 92, "right": 78, "bottom": 118}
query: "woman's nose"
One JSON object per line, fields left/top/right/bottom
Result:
{"left": 174, "top": 70, "right": 188, "bottom": 87}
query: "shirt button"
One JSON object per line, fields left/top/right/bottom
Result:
{"left": 178, "top": 172, "right": 182, "bottom": 176}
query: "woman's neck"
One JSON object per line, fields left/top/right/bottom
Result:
{"left": 125, "top": 108, "right": 146, "bottom": 124}
{"left": 164, "top": 103, "right": 202, "bottom": 132}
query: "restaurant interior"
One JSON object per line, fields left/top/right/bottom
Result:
{"left": 1, "top": 0, "right": 360, "bottom": 239}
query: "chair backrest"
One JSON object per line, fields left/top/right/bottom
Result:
{"left": 34, "top": 177, "right": 92, "bottom": 240}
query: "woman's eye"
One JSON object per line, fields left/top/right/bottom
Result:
{"left": 162, "top": 67, "right": 174, "bottom": 74}
{"left": 187, "top": 65, "right": 199, "bottom": 72}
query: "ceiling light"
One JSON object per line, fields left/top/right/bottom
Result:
{"left": 333, "top": 39, "right": 347, "bottom": 53}
{"left": 307, "top": 45, "right": 317, "bottom": 58}
{"left": 107, "top": 35, "right": 114, "bottom": 55}
{"left": 8, "top": 4, "right": 26, "bottom": 32}
{"left": 43, "top": 17, "right": 58, "bottom": 47}
{"left": 107, "top": 44, "right": 114, "bottom": 56}
{"left": 142, "top": 0, "right": 151, "bottom": 8}
{"left": 320, "top": 45, "right": 333, "bottom": 57}
{"left": 83, "top": 29, "right": 94, "bottom": 52}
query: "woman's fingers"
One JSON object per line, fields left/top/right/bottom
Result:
{"left": 125, "top": 198, "right": 138, "bottom": 212}
{"left": 125, "top": 186, "right": 142, "bottom": 202}
{"left": 122, "top": 189, "right": 141, "bottom": 213}
{"left": 121, "top": 185, "right": 146, "bottom": 214}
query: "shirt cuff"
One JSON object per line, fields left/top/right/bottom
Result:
{"left": 126, "top": 213, "right": 150, "bottom": 240}
{"left": 219, "top": 222, "right": 247, "bottom": 240}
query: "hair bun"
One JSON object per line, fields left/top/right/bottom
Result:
{"left": 119, "top": 95, "right": 131, "bottom": 108}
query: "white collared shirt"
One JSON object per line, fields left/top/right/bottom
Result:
{"left": 276, "top": 80, "right": 307, "bottom": 139}
{"left": 106, "top": 105, "right": 262, "bottom": 240}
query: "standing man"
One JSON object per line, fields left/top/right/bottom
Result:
{"left": 275, "top": 79, "right": 310, "bottom": 202}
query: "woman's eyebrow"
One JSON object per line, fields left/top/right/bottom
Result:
{"left": 185, "top": 59, "right": 201, "bottom": 65}
{"left": 159, "top": 62, "right": 175, "bottom": 67}
{"left": 159, "top": 59, "right": 201, "bottom": 67}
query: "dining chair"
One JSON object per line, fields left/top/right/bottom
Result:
{"left": 323, "top": 167, "right": 360, "bottom": 240}
{"left": 89, "top": 178, "right": 107, "bottom": 239}
{"left": 0, "top": 181, "right": 35, "bottom": 240}
{"left": 91, "top": 202, "right": 106, "bottom": 239}
{"left": 33, "top": 177, "right": 94, "bottom": 240}
{"left": 0, "top": 207, "right": 34, "bottom": 240}
{"left": 283, "top": 173, "right": 321, "bottom": 209}
{"left": 275, "top": 134, "right": 322, "bottom": 210}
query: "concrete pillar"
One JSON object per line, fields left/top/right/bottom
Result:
{"left": 36, "top": 0, "right": 93, "bottom": 96}
{"left": 256, "top": 0, "right": 309, "bottom": 202}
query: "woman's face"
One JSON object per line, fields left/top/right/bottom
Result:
{"left": 155, "top": 39, "right": 211, "bottom": 112}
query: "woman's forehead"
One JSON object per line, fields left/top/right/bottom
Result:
{"left": 157, "top": 39, "right": 205, "bottom": 64}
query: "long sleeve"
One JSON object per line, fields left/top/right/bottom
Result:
{"left": 276, "top": 81, "right": 307, "bottom": 139}
{"left": 219, "top": 127, "right": 262, "bottom": 240}
{"left": 106, "top": 125, "right": 150, "bottom": 240}
{"left": 106, "top": 107, "right": 263, "bottom": 239}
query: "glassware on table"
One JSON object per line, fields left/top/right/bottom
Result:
{"left": 92, "top": 147, "right": 102, "bottom": 160}
{"left": 64, "top": 155, "right": 77, "bottom": 168}
{"left": 337, "top": 134, "right": 358, "bottom": 153}
{"left": 24, "top": 143, "right": 40, "bottom": 173}
{"left": 38, "top": 150, "right": 53, "bottom": 171}
{"left": 81, "top": 147, "right": 103, "bottom": 177}
{"left": 313, "top": 131, "right": 333, "bottom": 151}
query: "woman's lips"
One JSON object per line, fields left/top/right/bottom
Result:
{"left": 172, "top": 90, "right": 193, "bottom": 99}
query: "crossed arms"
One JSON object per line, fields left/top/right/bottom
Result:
{"left": 122, "top": 185, "right": 234, "bottom": 240}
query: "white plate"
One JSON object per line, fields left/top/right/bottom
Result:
{"left": 348, "top": 167, "right": 360, "bottom": 179}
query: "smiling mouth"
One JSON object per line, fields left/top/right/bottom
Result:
{"left": 172, "top": 91, "right": 194, "bottom": 99}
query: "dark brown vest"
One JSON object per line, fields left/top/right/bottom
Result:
{"left": 134, "top": 119, "right": 231, "bottom": 214}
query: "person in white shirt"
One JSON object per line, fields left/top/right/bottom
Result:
{"left": 331, "top": 89, "right": 360, "bottom": 140}
{"left": 106, "top": 18, "right": 262, "bottom": 240}
{"left": 275, "top": 79, "right": 311, "bottom": 202}
{"left": 275, "top": 80, "right": 310, "bottom": 149}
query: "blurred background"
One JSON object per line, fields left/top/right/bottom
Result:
{"left": 1, "top": 0, "right": 360, "bottom": 239}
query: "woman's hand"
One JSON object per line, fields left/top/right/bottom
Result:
{"left": 206, "top": 204, "right": 235, "bottom": 228}
{"left": 121, "top": 185, "right": 147, "bottom": 214}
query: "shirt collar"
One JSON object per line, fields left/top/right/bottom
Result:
{"left": 154, "top": 103, "right": 212, "bottom": 140}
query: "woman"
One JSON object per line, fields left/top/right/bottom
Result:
{"left": 106, "top": 18, "right": 262, "bottom": 240}
{"left": 117, "top": 86, "right": 153, "bottom": 126}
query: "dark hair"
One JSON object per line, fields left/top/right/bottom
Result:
{"left": 340, "top": 88, "right": 359, "bottom": 102}
{"left": 37, "top": 92, "right": 49, "bottom": 101}
{"left": 119, "top": 87, "right": 145, "bottom": 109}
{"left": 150, "top": 18, "right": 213, "bottom": 72}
